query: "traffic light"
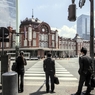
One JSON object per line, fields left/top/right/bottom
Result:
{"left": 68, "top": 4, "right": 76, "bottom": 21}
{"left": 79, "top": 0, "right": 86, "bottom": 8}
{"left": 0, "top": 27, "right": 9, "bottom": 42}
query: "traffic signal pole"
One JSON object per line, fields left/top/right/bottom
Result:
{"left": 90, "top": 0, "right": 94, "bottom": 70}
{"left": 68, "top": 0, "right": 94, "bottom": 71}
{"left": 2, "top": 28, "right": 4, "bottom": 55}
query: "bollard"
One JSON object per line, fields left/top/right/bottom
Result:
{"left": 2, "top": 71, "right": 18, "bottom": 95}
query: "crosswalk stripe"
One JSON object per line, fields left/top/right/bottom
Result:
{"left": 25, "top": 73, "right": 73, "bottom": 76}
{"left": 24, "top": 77, "right": 77, "bottom": 80}
{"left": 24, "top": 61, "right": 78, "bottom": 81}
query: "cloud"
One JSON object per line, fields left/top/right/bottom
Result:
{"left": 51, "top": 25, "right": 77, "bottom": 39}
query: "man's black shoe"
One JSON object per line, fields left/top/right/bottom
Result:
{"left": 84, "top": 93, "right": 90, "bottom": 95}
{"left": 91, "top": 87, "right": 94, "bottom": 90}
{"left": 46, "top": 90, "right": 49, "bottom": 93}
{"left": 21, "top": 90, "right": 23, "bottom": 93}
{"left": 18, "top": 90, "right": 21, "bottom": 93}
{"left": 50, "top": 90, "right": 55, "bottom": 93}
{"left": 71, "top": 93, "right": 80, "bottom": 95}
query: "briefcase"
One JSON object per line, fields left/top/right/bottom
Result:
{"left": 54, "top": 76, "right": 59, "bottom": 84}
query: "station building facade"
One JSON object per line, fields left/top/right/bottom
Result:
{"left": 0, "top": 17, "right": 94, "bottom": 58}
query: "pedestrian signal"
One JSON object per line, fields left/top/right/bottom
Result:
{"left": 68, "top": 4, "right": 76, "bottom": 21}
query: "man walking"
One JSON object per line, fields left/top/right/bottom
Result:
{"left": 43, "top": 52, "right": 55, "bottom": 93}
{"left": 74, "top": 47, "right": 93, "bottom": 95}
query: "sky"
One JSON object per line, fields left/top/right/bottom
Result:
{"left": 19, "top": 0, "right": 95, "bottom": 39}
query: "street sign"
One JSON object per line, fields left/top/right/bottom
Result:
{"left": 0, "top": 27, "right": 9, "bottom": 37}
{"left": 0, "top": 38, "right": 9, "bottom": 42}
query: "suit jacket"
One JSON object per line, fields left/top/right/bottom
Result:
{"left": 16, "top": 56, "right": 27, "bottom": 73}
{"left": 78, "top": 55, "right": 92, "bottom": 75}
{"left": 43, "top": 57, "right": 55, "bottom": 74}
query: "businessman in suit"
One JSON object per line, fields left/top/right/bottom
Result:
{"left": 43, "top": 52, "right": 55, "bottom": 93}
{"left": 16, "top": 51, "right": 27, "bottom": 93}
{"left": 74, "top": 47, "right": 93, "bottom": 95}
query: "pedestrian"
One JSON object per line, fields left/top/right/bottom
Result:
{"left": 43, "top": 52, "right": 55, "bottom": 93}
{"left": 16, "top": 51, "right": 27, "bottom": 93}
{"left": 73, "top": 47, "right": 93, "bottom": 95}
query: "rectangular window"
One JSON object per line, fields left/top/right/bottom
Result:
{"left": 52, "top": 34, "right": 54, "bottom": 40}
{"left": 24, "top": 39, "right": 27, "bottom": 46}
{"left": 52, "top": 41, "right": 54, "bottom": 47}
{"left": 29, "top": 41, "right": 31, "bottom": 46}
{"left": 6, "top": 42, "right": 9, "bottom": 47}
{"left": 33, "top": 31, "right": 36, "bottom": 38}
{"left": 33, "top": 40, "right": 36, "bottom": 46}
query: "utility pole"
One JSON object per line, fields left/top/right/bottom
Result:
{"left": 89, "top": 0, "right": 94, "bottom": 70}
{"left": 68, "top": 0, "right": 94, "bottom": 70}
{"left": 79, "top": 0, "right": 94, "bottom": 70}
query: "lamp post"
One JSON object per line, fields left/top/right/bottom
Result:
{"left": 79, "top": 0, "right": 94, "bottom": 70}
{"left": 15, "top": 32, "right": 24, "bottom": 58}
{"left": 15, "top": 33, "right": 19, "bottom": 58}
{"left": 89, "top": 0, "right": 94, "bottom": 70}
{"left": 69, "top": 0, "right": 94, "bottom": 70}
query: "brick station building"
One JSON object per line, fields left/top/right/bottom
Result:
{"left": 0, "top": 17, "right": 94, "bottom": 58}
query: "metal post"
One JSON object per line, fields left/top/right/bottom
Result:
{"left": 15, "top": 45, "right": 19, "bottom": 58}
{"left": 2, "top": 28, "right": 4, "bottom": 55}
{"left": 2, "top": 72, "right": 18, "bottom": 95}
{"left": 89, "top": 0, "right": 94, "bottom": 70}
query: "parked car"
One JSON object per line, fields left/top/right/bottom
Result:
{"left": 30, "top": 57, "right": 38, "bottom": 60}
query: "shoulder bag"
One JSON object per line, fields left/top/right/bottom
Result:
{"left": 54, "top": 76, "right": 59, "bottom": 85}
{"left": 11, "top": 62, "right": 17, "bottom": 72}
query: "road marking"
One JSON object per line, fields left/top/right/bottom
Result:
{"left": 24, "top": 61, "right": 78, "bottom": 81}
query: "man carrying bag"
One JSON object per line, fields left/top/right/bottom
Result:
{"left": 43, "top": 52, "right": 55, "bottom": 93}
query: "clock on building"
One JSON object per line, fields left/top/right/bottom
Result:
{"left": 41, "top": 25, "right": 48, "bottom": 32}
{"left": 42, "top": 28, "right": 45, "bottom": 32}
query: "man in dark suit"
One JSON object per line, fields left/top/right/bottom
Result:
{"left": 74, "top": 47, "right": 93, "bottom": 95}
{"left": 16, "top": 51, "right": 27, "bottom": 93}
{"left": 43, "top": 52, "right": 55, "bottom": 93}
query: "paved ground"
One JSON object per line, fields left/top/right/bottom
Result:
{"left": 0, "top": 58, "right": 95, "bottom": 95}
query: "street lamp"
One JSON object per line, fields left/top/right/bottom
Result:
{"left": 89, "top": 0, "right": 94, "bottom": 70}
{"left": 79, "top": 0, "right": 94, "bottom": 70}
{"left": 15, "top": 32, "right": 24, "bottom": 58}
{"left": 68, "top": 0, "right": 94, "bottom": 70}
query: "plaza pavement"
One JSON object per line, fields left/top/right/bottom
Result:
{"left": 17, "top": 58, "right": 95, "bottom": 95}
{"left": 0, "top": 58, "right": 95, "bottom": 95}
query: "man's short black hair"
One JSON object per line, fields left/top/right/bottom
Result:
{"left": 20, "top": 51, "right": 24, "bottom": 55}
{"left": 80, "top": 47, "right": 87, "bottom": 55}
{"left": 47, "top": 52, "right": 51, "bottom": 57}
